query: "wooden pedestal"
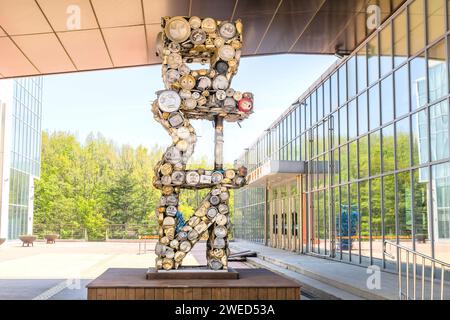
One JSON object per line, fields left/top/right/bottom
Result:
{"left": 87, "top": 268, "right": 300, "bottom": 300}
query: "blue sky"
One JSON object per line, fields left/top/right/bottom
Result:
{"left": 42, "top": 54, "right": 337, "bottom": 165}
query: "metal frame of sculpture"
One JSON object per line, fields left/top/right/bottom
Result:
{"left": 152, "top": 16, "right": 253, "bottom": 271}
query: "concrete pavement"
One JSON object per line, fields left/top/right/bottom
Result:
{"left": 230, "top": 240, "right": 450, "bottom": 300}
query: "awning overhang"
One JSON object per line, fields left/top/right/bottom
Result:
{"left": 0, "top": 0, "right": 406, "bottom": 79}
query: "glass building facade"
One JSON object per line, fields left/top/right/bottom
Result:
{"left": 1, "top": 77, "right": 43, "bottom": 239}
{"left": 235, "top": 0, "right": 450, "bottom": 268}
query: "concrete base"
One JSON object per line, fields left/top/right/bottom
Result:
{"left": 86, "top": 268, "right": 301, "bottom": 300}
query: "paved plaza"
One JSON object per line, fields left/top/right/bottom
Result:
{"left": 0, "top": 240, "right": 220, "bottom": 300}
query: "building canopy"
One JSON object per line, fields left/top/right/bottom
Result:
{"left": 0, "top": 0, "right": 405, "bottom": 78}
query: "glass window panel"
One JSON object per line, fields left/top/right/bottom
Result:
{"left": 394, "top": 64, "right": 410, "bottom": 117}
{"left": 428, "top": 40, "right": 448, "bottom": 103}
{"left": 410, "top": 53, "right": 427, "bottom": 111}
{"left": 305, "top": 102, "right": 310, "bottom": 132}
{"left": 324, "top": 79, "right": 331, "bottom": 115}
{"left": 339, "top": 105, "right": 347, "bottom": 144}
{"left": 317, "top": 124, "right": 323, "bottom": 155}
{"left": 331, "top": 72, "right": 338, "bottom": 110}
{"left": 383, "top": 174, "right": 396, "bottom": 240}
{"left": 358, "top": 92, "right": 368, "bottom": 135}
{"left": 369, "top": 84, "right": 381, "bottom": 130}
{"left": 448, "top": 0, "right": 450, "bottom": 30}
{"left": 368, "top": 37, "right": 379, "bottom": 85}
{"left": 382, "top": 124, "right": 395, "bottom": 173}
{"left": 380, "top": 22, "right": 393, "bottom": 76}
{"left": 349, "top": 183, "right": 358, "bottom": 258}
{"left": 427, "top": 0, "right": 446, "bottom": 44}
{"left": 359, "top": 136, "right": 369, "bottom": 179}
{"left": 301, "top": 133, "right": 306, "bottom": 161}
{"left": 311, "top": 91, "right": 317, "bottom": 125}
{"left": 409, "top": 0, "right": 425, "bottom": 55}
{"left": 338, "top": 185, "right": 348, "bottom": 253}
{"left": 349, "top": 141, "right": 358, "bottom": 181}
{"left": 381, "top": 75, "right": 394, "bottom": 125}
{"left": 430, "top": 100, "right": 449, "bottom": 161}
{"left": 348, "top": 99, "right": 357, "bottom": 139}
{"left": 348, "top": 57, "right": 357, "bottom": 99}
{"left": 413, "top": 167, "right": 431, "bottom": 256}
{"left": 432, "top": 163, "right": 450, "bottom": 252}
{"left": 340, "top": 145, "right": 348, "bottom": 182}
{"left": 357, "top": 46, "right": 367, "bottom": 93}
{"left": 333, "top": 149, "right": 339, "bottom": 184}
{"left": 359, "top": 180, "right": 370, "bottom": 259}
{"left": 332, "top": 111, "right": 339, "bottom": 148}
{"left": 393, "top": 10, "right": 408, "bottom": 66}
{"left": 339, "top": 65, "right": 347, "bottom": 106}
{"left": 318, "top": 85, "right": 324, "bottom": 121}
{"left": 412, "top": 109, "right": 429, "bottom": 165}
{"left": 370, "top": 130, "right": 381, "bottom": 176}
{"left": 396, "top": 117, "right": 412, "bottom": 170}
{"left": 398, "top": 171, "right": 413, "bottom": 249}
{"left": 371, "top": 177, "right": 383, "bottom": 265}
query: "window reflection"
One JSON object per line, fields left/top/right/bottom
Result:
{"left": 381, "top": 75, "right": 394, "bottom": 124}
{"left": 370, "top": 130, "right": 381, "bottom": 176}
{"left": 331, "top": 72, "right": 338, "bottom": 111}
{"left": 410, "top": 53, "right": 427, "bottom": 110}
{"left": 348, "top": 99, "right": 357, "bottom": 139}
{"left": 384, "top": 175, "right": 396, "bottom": 239}
{"left": 369, "top": 84, "right": 380, "bottom": 130}
{"left": 397, "top": 171, "right": 413, "bottom": 248}
{"left": 358, "top": 92, "right": 368, "bottom": 135}
{"left": 324, "top": 79, "right": 331, "bottom": 115}
{"left": 339, "top": 65, "right": 347, "bottom": 107}
{"left": 432, "top": 162, "right": 450, "bottom": 260}
{"left": 413, "top": 168, "right": 431, "bottom": 256}
{"left": 371, "top": 177, "right": 383, "bottom": 265}
{"left": 396, "top": 117, "right": 411, "bottom": 170}
{"left": 393, "top": 10, "right": 407, "bottom": 67}
{"left": 318, "top": 85, "right": 324, "bottom": 121}
{"left": 428, "top": 40, "right": 448, "bottom": 103}
{"left": 394, "top": 64, "right": 409, "bottom": 117}
{"left": 382, "top": 124, "right": 395, "bottom": 173}
{"left": 409, "top": 0, "right": 425, "bottom": 55}
{"left": 357, "top": 46, "right": 367, "bottom": 93}
{"left": 340, "top": 145, "right": 348, "bottom": 183}
{"left": 430, "top": 100, "right": 449, "bottom": 161}
{"left": 368, "top": 37, "right": 379, "bottom": 85}
{"left": 339, "top": 105, "right": 347, "bottom": 144}
{"left": 427, "top": 0, "right": 446, "bottom": 44}
{"left": 349, "top": 141, "right": 358, "bottom": 181}
{"left": 380, "top": 22, "right": 392, "bottom": 76}
{"left": 359, "top": 136, "right": 369, "bottom": 179}
{"left": 348, "top": 57, "right": 357, "bottom": 99}
{"left": 412, "top": 109, "right": 429, "bottom": 165}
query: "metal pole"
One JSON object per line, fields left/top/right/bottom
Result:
{"left": 214, "top": 116, "right": 224, "bottom": 170}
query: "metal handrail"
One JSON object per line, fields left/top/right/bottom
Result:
{"left": 384, "top": 240, "right": 449, "bottom": 300}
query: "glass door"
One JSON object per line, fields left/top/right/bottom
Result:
{"left": 306, "top": 117, "right": 335, "bottom": 257}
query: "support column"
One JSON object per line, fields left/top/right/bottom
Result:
{"left": 214, "top": 116, "right": 224, "bottom": 170}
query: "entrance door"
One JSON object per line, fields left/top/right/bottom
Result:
{"left": 288, "top": 178, "right": 301, "bottom": 252}
{"left": 268, "top": 188, "right": 279, "bottom": 248}
{"left": 268, "top": 180, "right": 304, "bottom": 251}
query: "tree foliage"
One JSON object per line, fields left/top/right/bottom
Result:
{"left": 33, "top": 131, "right": 235, "bottom": 240}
